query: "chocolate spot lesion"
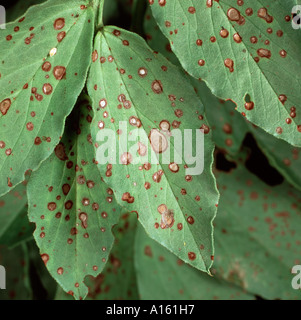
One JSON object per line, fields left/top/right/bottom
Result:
{"left": 54, "top": 143, "right": 68, "bottom": 161}
{"left": 0, "top": 99, "right": 11, "bottom": 116}
{"left": 53, "top": 66, "right": 66, "bottom": 80}
{"left": 157, "top": 204, "right": 175, "bottom": 229}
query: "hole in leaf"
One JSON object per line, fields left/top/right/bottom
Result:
{"left": 244, "top": 94, "right": 251, "bottom": 103}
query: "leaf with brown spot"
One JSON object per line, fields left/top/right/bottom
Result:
{"left": 56, "top": 213, "right": 139, "bottom": 300}
{"left": 143, "top": 6, "right": 248, "bottom": 156}
{"left": 0, "top": 0, "right": 97, "bottom": 196}
{"left": 87, "top": 26, "right": 219, "bottom": 273}
{"left": 150, "top": 0, "right": 301, "bottom": 147}
{"left": 213, "top": 150, "right": 301, "bottom": 300}
{"left": 135, "top": 223, "right": 255, "bottom": 300}
{"left": 27, "top": 96, "right": 125, "bottom": 300}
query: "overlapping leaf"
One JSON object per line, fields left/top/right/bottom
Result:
{"left": 85, "top": 213, "right": 138, "bottom": 300}
{"left": 144, "top": 5, "right": 180, "bottom": 66}
{"left": 150, "top": 0, "right": 301, "bottom": 147}
{"left": 56, "top": 212, "right": 139, "bottom": 300}
{"left": 135, "top": 224, "right": 254, "bottom": 300}
{"left": 144, "top": 5, "right": 249, "bottom": 155}
{"left": 199, "top": 86, "right": 301, "bottom": 191}
{"left": 27, "top": 97, "right": 124, "bottom": 300}
{"left": 0, "top": 0, "right": 96, "bottom": 196}
{"left": 87, "top": 26, "right": 219, "bottom": 272}
{"left": 193, "top": 80, "right": 249, "bottom": 155}
{"left": 144, "top": 10, "right": 301, "bottom": 193}
{"left": 194, "top": 79, "right": 301, "bottom": 191}
{"left": 213, "top": 151, "right": 301, "bottom": 300}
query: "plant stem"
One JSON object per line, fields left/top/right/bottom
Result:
{"left": 130, "top": 0, "right": 147, "bottom": 37}
{"left": 94, "top": 0, "right": 105, "bottom": 30}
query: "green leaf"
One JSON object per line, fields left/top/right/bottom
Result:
{"left": 55, "top": 212, "right": 139, "bottom": 300}
{"left": 213, "top": 151, "right": 301, "bottom": 300}
{"left": 143, "top": 5, "right": 248, "bottom": 155}
{"left": 143, "top": 9, "right": 301, "bottom": 193}
{"left": 191, "top": 77, "right": 301, "bottom": 191}
{"left": 144, "top": 5, "right": 180, "bottom": 66}
{"left": 193, "top": 78, "right": 301, "bottom": 192}
{"left": 193, "top": 79, "right": 249, "bottom": 156}
{"left": 27, "top": 96, "right": 124, "bottom": 300}
{"left": 135, "top": 223, "right": 254, "bottom": 300}
{"left": 0, "top": 179, "right": 34, "bottom": 247}
{"left": 0, "top": 244, "right": 32, "bottom": 300}
{"left": 199, "top": 84, "right": 301, "bottom": 191}
{"left": 85, "top": 213, "right": 139, "bottom": 300}
{"left": 0, "top": 0, "right": 95, "bottom": 196}
{"left": 150, "top": 0, "right": 301, "bottom": 147}
{"left": 87, "top": 26, "right": 219, "bottom": 273}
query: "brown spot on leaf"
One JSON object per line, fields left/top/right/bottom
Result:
{"left": 43, "top": 83, "right": 53, "bottom": 95}
{"left": 122, "top": 192, "right": 135, "bottom": 203}
{"left": 54, "top": 18, "right": 65, "bottom": 30}
{"left": 151, "top": 80, "right": 163, "bottom": 94}
{"left": 53, "top": 66, "right": 66, "bottom": 80}
{"left": 54, "top": 143, "right": 68, "bottom": 161}
{"left": 57, "top": 31, "right": 66, "bottom": 42}
{"left": 0, "top": 99, "right": 11, "bottom": 116}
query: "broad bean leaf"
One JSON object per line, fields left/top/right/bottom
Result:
{"left": 0, "top": 0, "right": 95, "bottom": 196}
{"left": 144, "top": 5, "right": 180, "bottom": 66}
{"left": 0, "top": 179, "right": 34, "bottom": 247}
{"left": 135, "top": 224, "right": 255, "bottom": 300}
{"left": 27, "top": 97, "right": 124, "bottom": 300}
{"left": 87, "top": 26, "right": 219, "bottom": 272}
{"left": 200, "top": 88, "right": 301, "bottom": 191}
{"left": 213, "top": 151, "right": 301, "bottom": 300}
{"left": 144, "top": 5, "right": 249, "bottom": 155}
{"left": 56, "top": 212, "right": 139, "bottom": 300}
{"left": 144, "top": 8, "right": 301, "bottom": 192}
{"left": 0, "top": 244, "right": 32, "bottom": 300}
{"left": 193, "top": 79, "right": 249, "bottom": 155}
{"left": 195, "top": 79, "right": 301, "bottom": 192}
{"left": 84, "top": 213, "right": 139, "bottom": 300}
{"left": 191, "top": 77, "right": 301, "bottom": 191}
{"left": 150, "top": 0, "right": 301, "bottom": 147}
